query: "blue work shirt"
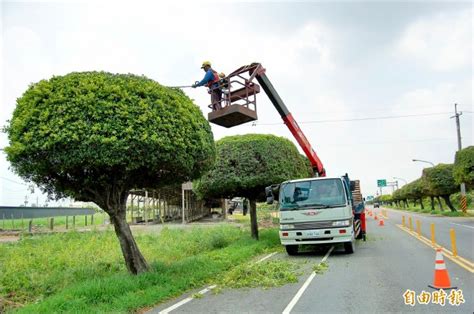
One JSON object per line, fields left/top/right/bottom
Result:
{"left": 196, "top": 69, "right": 218, "bottom": 87}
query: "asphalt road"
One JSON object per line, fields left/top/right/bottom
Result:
{"left": 380, "top": 206, "right": 474, "bottom": 261}
{"left": 149, "top": 210, "right": 473, "bottom": 313}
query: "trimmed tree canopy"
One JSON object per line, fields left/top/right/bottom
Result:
{"left": 405, "top": 178, "right": 424, "bottom": 200}
{"left": 422, "top": 164, "right": 457, "bottom": 211}
{"left": 422, "top": 164, "right": 457, "bottom": 196}
{"left": 453, "top": 146, "right": 474, "bottom": 188}
{"left": 6, "top": 72, "right": 215, "bottom": 199}
{"left": 5, "top": 71, "right": 215, "bottom": 273}
{"left": 195, "top": 134, "right": 311, "bottom": 201}
{"left": 195, "top": 134, "right": 311, "bottom": 240}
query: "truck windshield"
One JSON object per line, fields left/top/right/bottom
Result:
{"left": 279, "top": 179, "right": 346, "bottom": 210}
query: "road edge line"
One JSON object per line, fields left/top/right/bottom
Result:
{"left": 158, "top": 285, "right": 217, "bottom": 314}
{"left": 257, "top": 251, "right": 278, "bottom": 263}
{"left": 282, "top": 246, "right": 334, "bottom": 314}
{"left": 157, "top": 250, "right": 279, "bottom": 313}
{"left": 395, "top": 224, "right": 474, "bottom": 273}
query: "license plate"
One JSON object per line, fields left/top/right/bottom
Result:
{"left": 305, "top": 230, "right": 320, "bottom": 237}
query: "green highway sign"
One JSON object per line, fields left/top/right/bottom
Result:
{"left": 377, "top": 179, "right": 387, "bottom": 187}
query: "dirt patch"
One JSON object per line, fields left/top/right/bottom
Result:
{"left": 0, "top": 235, "right": 20, "bottom": 243}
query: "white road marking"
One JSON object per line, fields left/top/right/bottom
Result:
{"left": 257, "top": 252, "right": 278, "bottom": 263}
{"left": 450, "top": 222, "right": 474, "bottom": 230}
{"left": 158, "top": 251, "right": 278, "bottom": 313}
{"left": 282, "top": 246, "right": 334, "bottom": 314}
{"left": 158, "top": 285, "right": 216, "bottom": 314}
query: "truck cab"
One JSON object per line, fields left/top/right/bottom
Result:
{"left": 267, "top": 175, "right": 365, "bottom": 255}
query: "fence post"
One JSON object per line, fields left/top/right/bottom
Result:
{"left": 2, "top": 213, "right": 5, "bottom": 230}
{"left": 28, "top": 220, "right": 33, "bottom": 233}
{"left": 66, "top": 216, "right": 69, "bottom": 230}
{"left": 21, "top": 213, "right": 24, "bottom": 230}
{"left": 91, "top": 214, "right": 94, "bottom": 226}
{"left": 49, "top": 217, "right": 54, "bottom": 230}
{"left": 73, "top": 216, "right": 76, "bottom": 229}
{"left": 11, "top": 214, "right": 14, "bottom": 229}
{"left": 85, "top": 215, "right": 88, "bottom": 226}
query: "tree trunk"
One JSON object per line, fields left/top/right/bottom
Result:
{"left": 419, "top": 198, "right": 424, "bottom": 210}
{"left": 430, "top": 196, "right": 435, "bottom": 210}
{"left": 437, "top": 196, "right": 444, "bottom": 211}
{"left": 442, "top": 195, "right": 456, "bottom": 212}
{"left": 404, "top": 199, "right": 409, "bottom": 208}
{"left": 412, "top": 199, "right": 417, "bottom": 207}
{"left": 101, "top": 190, "right": 149, "bottom": 275}
{"left": 249, "top": 198, "right": 259, "bottom": 240}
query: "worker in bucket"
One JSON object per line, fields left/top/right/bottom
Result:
{"left": 192, "top": 61, "right": 222, "bottom": 110}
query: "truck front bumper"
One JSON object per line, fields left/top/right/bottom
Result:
{"left": 280, "top": 226, "right": 354, "bottom": 245}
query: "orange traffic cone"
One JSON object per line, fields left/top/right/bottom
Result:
{"left": 428, "top": 248, "right": 457, "bottom": 289}
{"left": 379, "top": 218, "right": 384, "bottom": 226}
{"left": 374, "top": 214, "right": 378, "bottom": 220}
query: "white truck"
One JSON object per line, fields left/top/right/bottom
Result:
{"left": 266, "top": 174, "right": 366, "bottom": 255}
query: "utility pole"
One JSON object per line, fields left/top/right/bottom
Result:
{"left": 451, "top": 103, "right": 467, "bottom": 213}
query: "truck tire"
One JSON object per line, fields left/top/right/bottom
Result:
{"left": 285, "top": 245, "right": 298, "bottom": 255}
{"left": 344, "top": 239, "right": 355, "bottom": 254}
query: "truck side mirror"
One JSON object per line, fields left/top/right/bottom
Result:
{"left": 265, "top": 186, "right": 274, "bottom": 204}
{"left": 265, "top": 184, "right": 280, "bottom": 204}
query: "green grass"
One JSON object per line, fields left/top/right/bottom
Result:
{"left": 0, "top": 214, "right": 105, "bottom": 232}
{"left": 440, "top": 211, "right": 465, "bottom": 217}
{"left": 386, "top": 203, "right": 473, "bottom": 217}
{"left": 313, "top": 261, "right": 329, "bottom": 274}
{"left": 229, "top": 203, "right": 279, "bottom": 226}
{"left": 382, "top": 191, "right": 474, "bottom": 216}
{"left": 0, "top": 226, "right": 280, "bottom": 313}
{"left": 217, "top": 260, "right": 300, "bottom": 290}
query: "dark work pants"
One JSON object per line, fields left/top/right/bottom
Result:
{"left": 210, "top": 88, "right": 222, "bottom": 110}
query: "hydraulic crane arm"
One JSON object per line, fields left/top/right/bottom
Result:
{"left": 251, "top": 65, "right": 326, "bottom": 177}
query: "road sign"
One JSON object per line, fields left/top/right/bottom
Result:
{"left": 377, "top": 179, "right": 387, "bottom": 187}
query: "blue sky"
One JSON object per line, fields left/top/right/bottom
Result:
{"left": 1, "top": 0, "right": 472, "bottom": 206}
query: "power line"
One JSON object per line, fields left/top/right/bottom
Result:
{"left": 254, "top": 112, "right": 452, "bottom": 126}
{"left": 317, "top": 137, "right": 454, "bottom": 147}
{"left": 0, "top": 176, "right": 27, "bottom": 186}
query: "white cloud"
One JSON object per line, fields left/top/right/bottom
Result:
{"left": 395, "top": 9, "right": 472, "bottom": 71}
{"left": 1, "top": 2, "right": 472, "bottom": 204}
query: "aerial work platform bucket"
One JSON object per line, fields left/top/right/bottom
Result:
{"left": 207, "top": 64, "right": 264, "bottom": 128}
{"left": 208, "top": 104, "right": 258, "bottom": 128}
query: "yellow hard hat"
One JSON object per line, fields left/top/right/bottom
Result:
{"left": 201, "top": 61, "right": 211, "bottom": 68}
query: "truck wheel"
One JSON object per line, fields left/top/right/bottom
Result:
{"left": 344, "top": 239, "right": 355, "bottom": 254}
{"left": 285, "top": 245, "right": 298, "bottom": 255}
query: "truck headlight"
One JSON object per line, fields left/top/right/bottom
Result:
{"left": 280, "top": 224, "right": 295, "bottom": 230}
{"left": 332, "top": 220, "right": 350, "bottom": 227}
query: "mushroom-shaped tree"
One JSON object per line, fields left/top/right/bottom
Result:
{"left": 5, "top": 72, "right": 215, "bottom": 274}
{"left": 195, "top": 134, "right": 311, "bottom": 240}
